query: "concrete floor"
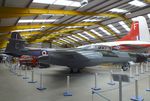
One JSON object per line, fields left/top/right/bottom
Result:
{"left": 0, "top": 63, "right": 150, "bottom": 101}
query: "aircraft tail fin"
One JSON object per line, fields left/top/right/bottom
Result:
{"left": 5, "top": 32, "right": 26, "bottom": 57}
{"left": 118, "top": 16, "right": 150, "bottom": 42}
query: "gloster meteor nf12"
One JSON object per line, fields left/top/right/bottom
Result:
{"left": 5, "top": 17, "right": 149, "bottom": 72}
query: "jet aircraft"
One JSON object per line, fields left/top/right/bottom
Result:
{"left": 5, "top": 32, "right": 147, "bottom": 72}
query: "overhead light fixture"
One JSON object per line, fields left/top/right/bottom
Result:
{"left": 12, "top": 28, "right": 41, "bottom": 32}
{"left": 119, "top": 21, "right": 130, "bottom": 31}
{"left": 109, "top": 8, "right": 128, "bottom": 13}
{"left": 90, "top": 29, "right": 103, "bottom": 37}
{"left": 98, "top": 27, "right": 111, "bottom": 35}
{"left": 18, "top": 19, "right": 57, "bottom": 23}
{"left": 129, "top": 0, "right": 147, "bottom": 7}
{"left": 107, "top": 24, "right": 120, "bottom": 34}
{"left": 77, "top": 33, "right": 90, "bottom": 40}
{"left": 33, "top": 0, "right": 81, "bottom": 7}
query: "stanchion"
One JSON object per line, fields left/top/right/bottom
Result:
{"left": 119, "top": 75, "right": 123, "bottom": 101}
{"left": 107, "top": 70, "right": 115, "bottom": 85}
{"left": 129, "top": 66, "right": 134, "bottom": 78}
{"left": 131, "top": 79, "right": 144, "bottom": 101}
{"left": 28, "top": 70, "right": 37, "bottom": 83}
{"left": 135, "top": 66, "right": 139, "bottom": 76}
{"left": 23, "top": 66, "right": 29, "bottom": 79}
{"left": 12, "top": 64, "right": 17, "bottom": 75}
{"left": 63, "top": 76, "right": 72, "bottom": 96}
{"left": 140, "top": 63, "right": 144, "bottom": 74}
{"left": 145, "top": 75, "right": 150, "bottom": 91}
{"left": 145, "top": 62, "right": 149, "bottom": 72}
{"left": 17, "top": 65, "right": 23, "bottom": 76}
{"left": 92, "top": 73, "right": 101, "bottom": 91}
{"left": 121, "top": 69, "right": 124, "bottom": 74}
{"left": 37, "top": 72, "right": 46, "bottom": 91}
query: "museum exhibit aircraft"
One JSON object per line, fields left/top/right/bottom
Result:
{"left": 78, "top": 16, "right": 150, "bottom": 52}
{"left": 5, "top": 31, "right": 147, "bottom": 72}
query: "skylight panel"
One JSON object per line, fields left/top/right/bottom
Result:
{"left": 64, "top": 38, "right": 75, "bottom": 43}
{"left": 12, "top": 28, "right": 41, "bottom": 32}
{"left": 54, "top": 41, "right": 63, "bottom": 44}
{"left": 72, "top": 35, "right": 83, "bottom": 41}
{"left": 119, "top": 21, "right": 130, "bottom": 31}
{"left": 90, "top": 29, "right": 103, "bottom": 37}
{"left": 77, "top": 33, "right": 90, "bottom": 40}
{"left": 33, "top": 0, "right": 81, "bottom": 7}
{"left": 107, "top": 24, "right": 120, "bottom": 34}
{"left": 83, "top": 19, "right": 101, "bottom": 22}
{"left": 109, "top": 8, "right": 128, "bottom": 13}
{"left": 68, "top": 36, "right": 79, "bottom": 42}
{"left": 98, "top": 27, "right": 111, "bottom": 35}
{"left": 18, "top": 19, "right": 57, "bottom": 23}
{"left": 66, "top": 26, "right": 82, "bottom": 28}
{"left": 57, "top": 42, "right": 63, "bottom": 44}
{"left": 128, "top": 0, "right": 147, "bottom": 7}
{"left": 83, "top": 31, "right": 95, "bottom": 38}
{"left": 60, "top": 39, "right": 71, "bottom": 43}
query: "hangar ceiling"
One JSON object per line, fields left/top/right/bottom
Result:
{"left": 0, "top": 0, "right": 150, "bottom": 48}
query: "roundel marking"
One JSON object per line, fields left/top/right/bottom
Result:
{"left": 41, "top": 50, "right": 48, "bottom": 56}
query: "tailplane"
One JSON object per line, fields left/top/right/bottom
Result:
{"left": 118, "top": 16, "right": 150, "bottom": 42}
{"left": 5, "top": 32, "right": 26, "bottom": 57}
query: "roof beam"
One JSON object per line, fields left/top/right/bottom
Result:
{"left": 0, "top": 22, "right": 95, "bottom": 33}
{"left": 0, "top": 7, "right": 127, "bottom": 18}
{"left": 144, "top": 0, "right": 150, "bottom": 3}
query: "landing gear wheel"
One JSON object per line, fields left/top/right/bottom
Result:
{"left": 70, "top": 68, "right": 80, "bottom": 73}
{"left": 122, "top": 66, "right": 129, "bottom": 71}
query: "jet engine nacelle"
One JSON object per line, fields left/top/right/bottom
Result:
{"left": 38, "top": 56, "right": 50, "bottom": 68}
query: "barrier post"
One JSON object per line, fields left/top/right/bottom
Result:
{"left": 23, "top": 66, "right": 29, "bottom": 79}
{"left": 135, "top": 66, "right": 139, "bottom": 76}
{"left": 92, "top": 73, "right": 101, "bottom": 91}
{"left": 37, "top": 72, "right": 46, "bottom": 91}
{"left": 108, "top": 70, "right": 115, "bottom": 85}
{"left": 146, "top": 62, "right": 149, "bottom": 72}
{"left": 63, "top": 76, "right": 72, "bottom": 96}
{"left": 17, "top": 65, "right": 23, "bottom": 76}
{"left": 145, "top": 75, "right": 150, "bottom": 91}
{"left": 131, "top": 79, "right": 144, "bottom": 101}
{"left": 129, "top": 66, "right": 134, "bottom": 78}
{"left": 28, "top": 70, "right": 37, "bottom": 83}
{"left": 140, "top": 63, "right": 144, "bottom": 74}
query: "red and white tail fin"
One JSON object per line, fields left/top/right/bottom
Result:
{"left": 118, "top": 21, "right": 139, "bottom": 41}
{"left": 118, "top": 16, "right": 150, "bottom": 42}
